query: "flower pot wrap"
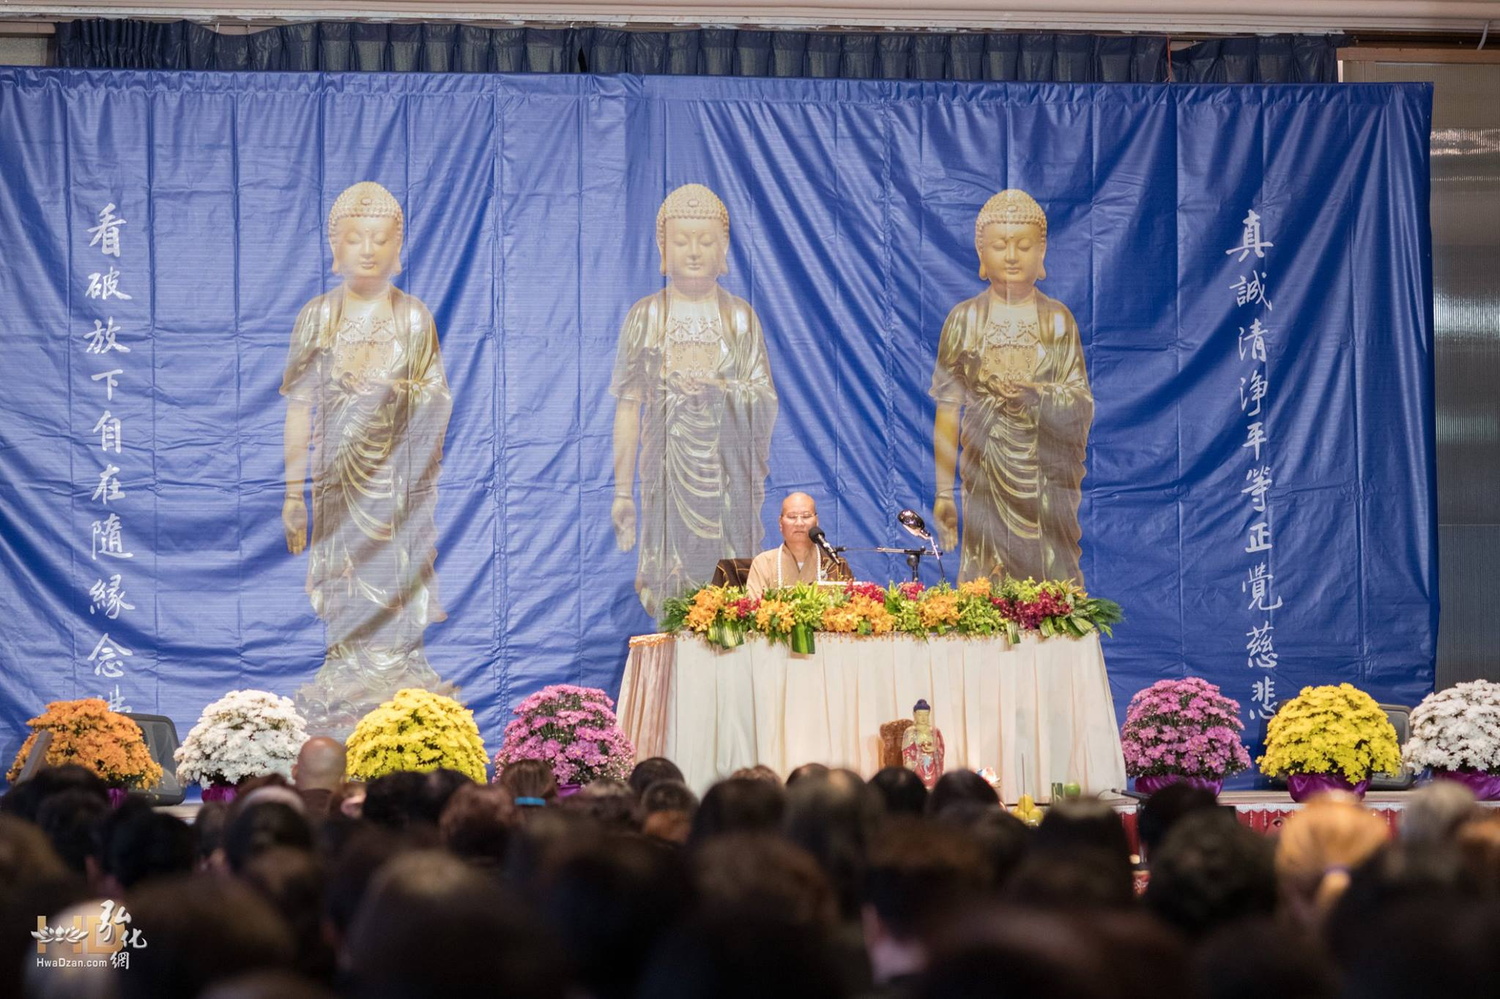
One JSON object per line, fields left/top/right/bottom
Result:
{"left": 790, "top": 623, "right": 816, "bottom": 655}
{"left": 201, "top": 782, "right": 238, "bottom": 804}
{"left": 1287, "top": 773, "right": 1370, "bottom": 802}
{"left": 1431, "top": 769, "right": 1500, "bottom": 801}
{"left": 1135, "top": 774, "right": 1224, "bottom": 796}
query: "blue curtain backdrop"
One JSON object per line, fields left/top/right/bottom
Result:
{"left": 0, "top": 70, "right": 1432, "bottom": 782}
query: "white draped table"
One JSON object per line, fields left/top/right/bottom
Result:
{"left": 616, "top": 631, "right": 1127, "bottom": 802}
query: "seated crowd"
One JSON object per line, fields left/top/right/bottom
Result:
{"left": 4, "top": 749, "right": 1500, "bottom": 999}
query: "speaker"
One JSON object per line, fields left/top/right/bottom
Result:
{"left": 124, "top": 713, "right": 185, "bottom": 806}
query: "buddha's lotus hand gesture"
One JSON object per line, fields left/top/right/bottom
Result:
{"left": 934, "top": 495, "right": 959, "bottom": 550}
{"left": 612, "top": 496, "right": 636, "bottom": 551}
{"left": 989, "top": 378, "right": 1040, "bottom": 407}
{"left": 283, "top": 494, "right": 309, "bottom": 554}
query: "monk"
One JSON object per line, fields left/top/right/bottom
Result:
{"left": 281, "top": 181, "right": 453, "bottom": 735}
{"left": 744, "top": 492, "right": 852, "bottom": 600}
{"left": 610, "top": 183, "right": 778, "bottom": 617}
{"left": 931, "top": 189, "right": 1093, "bottom": 585}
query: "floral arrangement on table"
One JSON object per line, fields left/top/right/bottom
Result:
{"left": 1120, "top": 677, "right": 1251, "bottom": 794}
{"left": 173, "top": 690, "right": 309, "bottom": 796}
{"left": 6, "top": 698, "right": 163, "bottom": 790}
{"left": 660, "top": 577, "right": 1122, "bottom": 651}
{"left": 1402, "top": 680, "right": 1500, "bottom": 800}
{"left": 494, "top": 684, "right": 636, "bottom": 788}
{"left": 344, "top": 688, "right": 488, "bottom": 783}
{"left": 1258, "top": 683, "right": 1401, "bottom": 800}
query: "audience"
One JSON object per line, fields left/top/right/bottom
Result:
{"left": 9, "top": 743, "right": 1500, "bottom": 999}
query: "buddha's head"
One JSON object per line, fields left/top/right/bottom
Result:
{"left": 913, "top": 698, "right": 932, "bottom": 728}
{"left": 328, "top": 181, "right": 404, "bottom": 290}
{"left": 656, "top": 184, "right": 729, "bottom": 294}
{"left": 975, "top": 189, "right": 1048, "bottom": 295}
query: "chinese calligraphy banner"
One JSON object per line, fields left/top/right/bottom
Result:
{"left": 0, "top": 70, "right": 1434, "bottom": 784}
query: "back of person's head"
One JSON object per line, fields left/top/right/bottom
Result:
{"left": 504, "top": 808, "right": 606, "bottom": 899}
{"left": 100, "top": 800, "right": 195, "bottom": 889}
{"left": 344, "top": 849, "right": 565, "bottom": 998}
{"left": 497, "top": 758, "right": 560, "bottom": 806}
{"left": 292, "top": 736, "right": 347, "bottom": 791}
{"left": 360, "top": 771, "right": 428, "bottom": 829}
{"left": 120, "top": 874, "right": 296, "bottom": 999}
{"left": 694, "top": 832, "right": 838, "bottom": 929}
{"left": 783, "top": 770, "right": 879, "bottom": 920}
{"left": 931, "top": 803, "right": 1031, "bottom": 890}
{"left": 1136, "top": 782, "right": 1218, "bottom": 858}
{"left": 439, "top": 783, "right": 515, "bottom": 868}
{"left": 1003, "top": 849, "right": 1136, "bottom": 911}
{"left": 641, "top": 779, "right": 698, "bottom": 817}
{"left": 194, "top": 801, "right": 231, "bottom": 868}
{"left": 1400, "top": 780, "right": 1479, "bottom": 849}
{"left": 1192, "top": 917, "right": 1336, "bottom": 999}
{"left": 1024, "top": 799, "right": 1133, "bottom": 905}
{"left": 729, "top": 764, "right": 781, "bottom": 784}
{"left": 199, "top": 970, "right": 335, "bottom": 999}
{"left": 1323, "top": 840, "right": 1471, "bottom": 969}
{"left": 0, "top": 764, "right": 108, "bottom": 823}
{"left": 565, "top": 778, "right": 642, "bottom": 834}
{"left": 640, "top": 780, "right": 698, "bottom": 845}
{"left": 926, "top": 771, "right": 998, "bottom": 816}
{"left": 1145, "top": 808, "right": 1277, "bottom": 938}
{"left": 863, "top": 817, "right": 990, "bottom": 941}
{"left": 240, "top": 846, "right": 333, "bottom": 983}
{"left": 418, "top": 768, "right": 474, "bottom": 823}
{"left": 690, "top": 777, "right": 785, "bottom": 844}
{"left": 1456, "top": 812, "right": 1500, "bottom": 894}
{"left": 1275, "top": 795, "right": 1389, "bottom": 920}
{"left": 636, "top": 908, "right": 850, "bottom": 999}
{"left": 35, "top": 788, "right": 110, "bottom": 875}
{"left": 0, "top": 814, "right": 83, "bottom": 999}
{"left": 322, "top": 826, "right": 407, "bottom": 945}
{"left": 1337, "top": 896, "right": 1500, "bottom": 999}
{"left": 785, "top": 762, "right": 830, "bottom": 786}
{"left": 869, "top": 766, "right": 929, "bottom": 817}
{"left": 627, "top": 757, "right": 685, "bottom": 796}
{"left": 542, "top": 835, "right": 693, "bottom": 999}
{"left": 223, "top": 801, "right": 314, "bottom": 874}
{"left": 915, "top": 907, "right": 1113, "bottom": 999}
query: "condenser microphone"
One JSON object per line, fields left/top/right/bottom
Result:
{"left": 897, "top": 509, "right": 932, "bottom": 542}
{"left": 808, "top": 526, "right": 839, "bottom": 561}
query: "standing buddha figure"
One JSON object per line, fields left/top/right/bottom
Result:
{"left": 281, "top": 181, "right": 453, "bottom": 736}
{"left": 610, "top": 183, "right": 778, "bottom": 617}
{"left": 901, "top": 699, "right": 946, "bottom": 790}
{"left": 930, "top": 189, "right": 1093, "bottom": 585}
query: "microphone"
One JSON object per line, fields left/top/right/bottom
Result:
{"left": 808, "top": 526, "right": 839, "bottom": 561}
{"left": 897, "top": 509, "right": 932, "bottom": 542}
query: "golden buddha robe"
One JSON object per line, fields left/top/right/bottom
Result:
{"left": 931, "top": 289, "right": 1092, "bottom": 585}
{"left": 281, "top": 287, "right": 452, "bottom": 731}
{"left": 611, "top": 287, "right": 777, "bottom": 617}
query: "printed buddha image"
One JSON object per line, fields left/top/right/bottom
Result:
{"left": 931, "top": 189, "right": 1093, "bottom": 585}
{"left": 610, "top": 183, "right": 778, "bottom": 618}
{"left": 281, "top": 181, "right": 454, "bottom": 736}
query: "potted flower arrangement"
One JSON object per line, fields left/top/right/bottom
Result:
{"left": 661, "top": 576, "right": 1122, "bottom": 651}
{"left": 1121, "top": 677, "right": 1251, "bottom": 794}
{"left": 1258, "top": 684, "right": 1401, "bottom": 801}
{"left": 494, "top": 684, "right": 635, "bottom": 789}
{"left": 345, "top": 688, "right": 488, "bottom": 783}
{"left": 1403, "top": 680, "right": 1500, "bottom": 800}
{"left": 174, "top": 690, "right": 309, "bottom": 802}
{"left": 6, "top": 698, "right": 162, "bottom": 800}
